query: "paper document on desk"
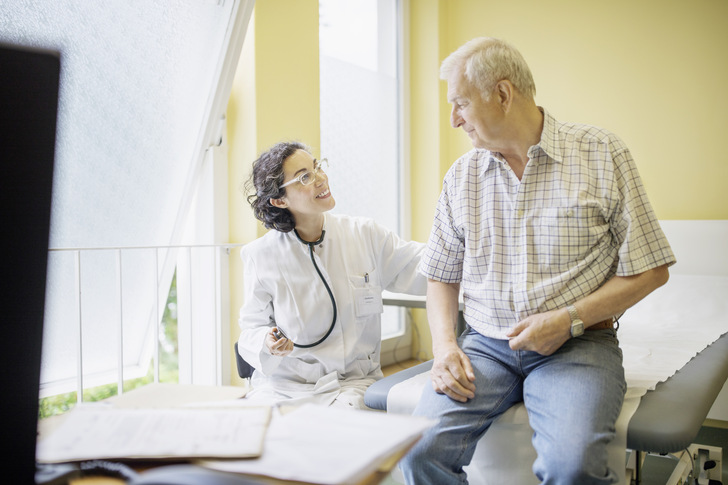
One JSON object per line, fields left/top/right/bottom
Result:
{"left": 36, "top": 405, "right": 271, "bottom": 463}
{"left": 106, "top": 383, "right": 248, "bottom": 408}
{"left": 202, "top": 404, "right": 435, "bottom": 485}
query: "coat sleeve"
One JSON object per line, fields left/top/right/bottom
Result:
{"left": 368, "top": 220, "right": 428, "bottom": 295}
{"left": 237, "top": 247, "right": 283, "bottom": 376}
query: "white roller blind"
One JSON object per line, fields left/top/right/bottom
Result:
{"left": 319, "top": 0, "right": 401, "bottom": 234}
{"left": 0, "top": 0, "right": 253, "bottom": 395}
{"left": 319, "top": 0, "right": 406, "bottom": 341}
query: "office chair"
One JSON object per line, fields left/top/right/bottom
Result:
{"left": 233, "top": 342, "right": 255, "bottom": 379}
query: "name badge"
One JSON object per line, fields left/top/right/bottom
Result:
{"left": 354, "top": 287, "right": 383, "bottom": 317}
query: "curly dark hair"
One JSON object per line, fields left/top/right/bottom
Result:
{"left": 244, "top": 141, "right": 309, "bottom": 232}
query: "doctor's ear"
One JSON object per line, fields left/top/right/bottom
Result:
{"left": 269, "top": 197, "right": 288, "bottom": 209}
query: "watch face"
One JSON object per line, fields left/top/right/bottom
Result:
{"left": 571, "top": 321, "right": 584, "bottom": 337}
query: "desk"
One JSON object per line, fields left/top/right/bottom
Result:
{"left": 382, "top": 291, "right": 466, "bottom": 335}
{"left": 38, "top": 384, "right": 429, "bottom": 485}
{"left": 64, "top": 462, "right": 404, "bottom": 485}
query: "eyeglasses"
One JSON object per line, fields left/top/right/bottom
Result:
{"left": 280, "top": 158, "right": 328, "bottom": 189}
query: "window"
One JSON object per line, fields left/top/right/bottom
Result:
{"left": 0, "top": 0, "right": 253, "bottom": 400}
{"left": 319, "top": 0, "right": 410, "bottom": 349}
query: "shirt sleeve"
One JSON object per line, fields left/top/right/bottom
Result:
{"left": 367, "top": 219, "right": 427, "bottom": 295}
{"left": 237, "top": 246, "right": 283, "bottom": 375}
{"left": 419, "top": 173, "right": 466, "bottom": 283}
{"left": 607, "top": 137, "right": 676, "bottom": 276}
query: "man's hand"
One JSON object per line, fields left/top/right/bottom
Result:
{"left": 507, "top": 308, "right": 571, "bottom": 356}
{"left": 430, "top": 343, "right": 476, "bottom": 402}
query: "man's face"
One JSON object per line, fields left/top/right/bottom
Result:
{"left": 446, "top": 67, "right": 505, "bottom": 151}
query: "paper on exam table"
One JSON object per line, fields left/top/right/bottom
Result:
{"left": 618, "top": 274, "right": 728, "bottom": 390}
{"left": 201, "top": 403, "right": 435, "bottom": 485}
{"left": 36, "top": 405, "right": 271, "bottom": 463}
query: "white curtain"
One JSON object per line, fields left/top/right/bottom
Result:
{"left": 0, "top": 0, "right": 253, "bottom": 395}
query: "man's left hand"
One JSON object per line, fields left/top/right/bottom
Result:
{"left": 507, "top": 308, "right": 571, "bottom": 355}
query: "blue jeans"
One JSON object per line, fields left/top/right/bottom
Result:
{"left": 400, "top": 327, "right": 626, "bottom": 485}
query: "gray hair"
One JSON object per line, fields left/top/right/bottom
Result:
{"left": 440, "top": 37, "right": 536, "bottom": 99}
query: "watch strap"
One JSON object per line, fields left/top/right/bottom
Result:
{"left": 566, "top": 304, "right": 584, "bottom": 337}
{"left": 567, "top": 305, "right": 580, "bottom": 323}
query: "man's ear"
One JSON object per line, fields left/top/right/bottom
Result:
{"left": 496, "top": 80, "right": 514, "bottom": 112}
{"left": 270, "top": 197, "right": 288, "bottom": 209}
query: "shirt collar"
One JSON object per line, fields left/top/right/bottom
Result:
{"left": 471, "top": 149, "right": 504, "bottom": 178}
{"left": 476, "top": 107, "right": 562, "bottom": 176}
{"left": 529, "top": 107, "right": 563, "bottom": 163}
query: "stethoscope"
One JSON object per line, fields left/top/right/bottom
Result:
{"left": 275, "top": 229, "right": 337, "bottom": 348}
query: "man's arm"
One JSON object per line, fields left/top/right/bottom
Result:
{"left": 426, "top": 279, "right": 476, "bottom": 402}
{"left": 508, "top": 264, "right": 670, "bottom": 355}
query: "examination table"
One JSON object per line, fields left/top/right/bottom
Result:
{"left": 367, "top": 220, "right": 728, "bottom": 484}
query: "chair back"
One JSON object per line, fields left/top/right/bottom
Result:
{"left": 234, "top": 342, "right": 255, "bottom": 379}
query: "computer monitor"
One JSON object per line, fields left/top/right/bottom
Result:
{"left": 0, "top": 43, "right": 60, "bottom": 482}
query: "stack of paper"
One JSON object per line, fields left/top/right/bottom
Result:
{"left": 203, "top": 404, "right": 434, "bottom": 485}
{"left": 36, "top": 405, "right": 271, "bottom": 463}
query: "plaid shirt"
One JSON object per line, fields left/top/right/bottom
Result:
{"left": 420, "top": 109, "right": 676, "bottom": 339}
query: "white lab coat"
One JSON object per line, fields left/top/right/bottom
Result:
{"left": 237, "top": 213, "right": 426, "bottom": 408}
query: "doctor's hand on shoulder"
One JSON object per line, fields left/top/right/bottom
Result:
{"left": 266, "top": 327, "right": 294, "bottom": 356}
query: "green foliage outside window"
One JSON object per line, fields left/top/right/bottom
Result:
{"left": 38, "top": 273, "right": 179, "bottom": 419}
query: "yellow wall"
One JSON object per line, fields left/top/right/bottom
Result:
{"left": 413, "top": 0, "right": 728, "bottom": 221}
{"left": 407, "top": 0, "right": 728, "bottom": 358}
{"left": 227, "top": 0, "right": 321, "bottom": 384}
{"left": 228, "top": 0, "right": 321, "bottom": 244}
{"left": 409, "top": 0, "right": 449, "bottom": 244}
{"left": 228, "top": 0, "right": 728, "bottom": 367}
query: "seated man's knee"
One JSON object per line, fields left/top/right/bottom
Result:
{"left": 400, "top": 427, "right": 470, "bottom": 484}
{"left": 534, "top": 447, "right": 612, "bottom": 485}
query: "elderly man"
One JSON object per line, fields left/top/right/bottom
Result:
{"left": 400, "top": 37, "right": 675, "bottom": 484}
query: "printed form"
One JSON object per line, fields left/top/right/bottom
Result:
{"left": 37, "top": 402, "right": 270, "bottom": 462}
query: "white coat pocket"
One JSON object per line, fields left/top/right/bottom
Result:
{"left": 353, "top": 287, "right": 383, "bottom": 317}
{"left": 349, "top": 271, "right": 383, "bottom": 318}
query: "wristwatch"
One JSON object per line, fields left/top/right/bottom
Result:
{"left": 566, "top": 305, "right": 584, "bottom": 337}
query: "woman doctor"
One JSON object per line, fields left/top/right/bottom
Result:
{"left": 237, "top": 141, "right": 426, "bottom": 409}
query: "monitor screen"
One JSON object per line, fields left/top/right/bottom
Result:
{"left": 0, "top": 43, "right": 60, "bottom": 482}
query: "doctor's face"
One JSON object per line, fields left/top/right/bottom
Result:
{"left": 278, "top": 149, "right": 335, "bottom": 218}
